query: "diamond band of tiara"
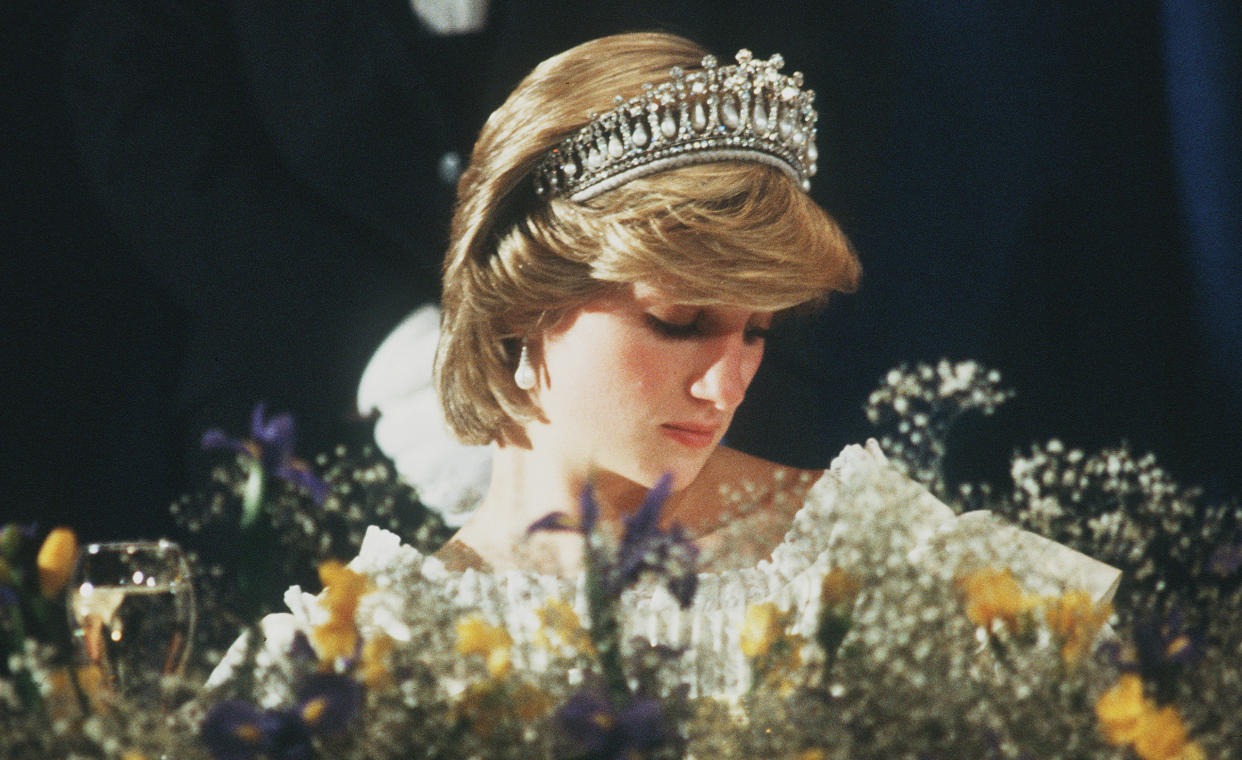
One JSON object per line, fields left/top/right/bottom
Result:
{"left": 533, "top": 49, "right": 819, "bottom": 203}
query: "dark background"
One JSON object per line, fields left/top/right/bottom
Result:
{"left": 5, "top": 0, "right": 1239, "bottom": 539}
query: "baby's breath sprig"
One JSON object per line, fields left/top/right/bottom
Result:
{"left": 1003, "top": 440, "right": 1242, "bottom": 624}
{"left": 865, "top": 360, "right": 1013, "bottom": 504}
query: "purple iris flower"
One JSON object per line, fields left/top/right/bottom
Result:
{"left": 0, "top": 586, "right": 19, "bottom": 622}
{"left": 528, "top": 474, "right": 697, "bottom": 607}
{"left": 615, "top": 474, "right": 698, "bottom": 607}
{"left": 267, "top": 708, "right": 315, "bottom": 760}
{"left": 1133, "top": 611, "right": 1201, "bottom": 672}
{"left": 200, "top": 702, "right": 314, "bottom": 760}
{"left": 202, "top": 403, "right": 329, "bottom": 505}
{"left": 615, "top": 474, "right": 673, "bottom": 581}
{"left": 287, "top": 630, "right": 318, "bottom": 664}
{"left": 527, "top": 509, "right": 586, "bottom": 535}
{"left": 556, "top": 688, "right": 669, "bottom": 760}
{"left": 200, "top": 699, "right": 276, "bottom": 760}
{"left": 294, "top": 673, "right": 364, "bottom": 735}
{"left": 1102, "top": 610, "right": 1203, "bottom": 704}
{"left": 201, "top": 674, "right": 360, "bottom": 760}
{"left": 527, "top": 480, "right": 601, "bottom": 536}
{"left": 661, "top": 529, "right": 699, "bottom": 608}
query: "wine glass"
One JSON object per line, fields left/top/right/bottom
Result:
{"left": 67, "top": 539, "right": 196, "bottom": 705}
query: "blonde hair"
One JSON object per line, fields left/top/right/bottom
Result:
{"left": 437, "top": 32, "right": 861, "bottom": 444}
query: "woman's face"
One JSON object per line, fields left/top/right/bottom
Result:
{"left": 529, "top": 282, "right": 772, "bottom": 491}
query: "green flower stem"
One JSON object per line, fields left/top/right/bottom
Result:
{"left": 241, "top": 461, "right": 267, "bottom": 529}
{"left": 236, "top": 513, "right": 280, "bottom": 621}
{"left": 584, "top": 534, "right": 629, "bottom": 707}
{"left": 2, "top": 607, "right": 45, "bottom": 712}
{"left": 816, "top": 612, "right": 852, "bottom": 686}
{"left": 234, "top": 461, "right": 282, "bottom": 620}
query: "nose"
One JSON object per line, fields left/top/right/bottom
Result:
{"left": 689, "top": 335, "right": 764, "bottom": 411}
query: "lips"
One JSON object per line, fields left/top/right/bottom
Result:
{"left": 659, "top": 422, "right": 720, "bottom": 449}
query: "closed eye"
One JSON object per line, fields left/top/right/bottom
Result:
{"left": 645, "top": 313, "right": 701, "bottom": 339}
{"left": 744, "top": 325, "right": 771, "bottom": 343}
{"left": 646, "top": 313, "right": 771, "bottom": 343}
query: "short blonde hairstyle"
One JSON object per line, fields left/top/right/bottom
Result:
{"left": 437, "top": 32, "right": 861, "bottom": 445}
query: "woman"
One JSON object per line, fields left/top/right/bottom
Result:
{"left": 431, "top": 32, "right": 860, "bottom": 574}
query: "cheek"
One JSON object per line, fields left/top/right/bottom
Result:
{"left": 540, "top": 322, "right": 664, "bottom": 421}
{"left": 612, "top": 335, "right": 677, "bottom": 399}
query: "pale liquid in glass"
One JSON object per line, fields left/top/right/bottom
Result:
{"left": 70, "top": 582, "right": 193, "bottom": 696}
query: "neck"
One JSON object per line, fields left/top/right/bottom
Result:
{"left": 451, "top": 440, "right": 660, "bottom": 575}
{"left": 445, "top": 433, "right": 822, "bottom": 575}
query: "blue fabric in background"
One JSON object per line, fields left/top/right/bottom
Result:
{"left": 1161, "top": 0, "right": 1242, "bottom": 410}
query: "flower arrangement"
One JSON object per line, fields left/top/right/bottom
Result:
{"left": 1, "top": 364, "right": 1239, "bottom": 759}
{"left": 0, "top": 526, "right": 80, "bottom": 716}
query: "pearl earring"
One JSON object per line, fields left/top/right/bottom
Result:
{"left": 514, "top": 341, "right": 536, "bottom": 390}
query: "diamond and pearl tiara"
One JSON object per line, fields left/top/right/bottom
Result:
{"left": 533, "top": 48, "right": 819, "bottom": 203}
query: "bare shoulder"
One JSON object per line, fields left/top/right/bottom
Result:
{"left": 696, "top": 446, "right": 824, "bottom": 499}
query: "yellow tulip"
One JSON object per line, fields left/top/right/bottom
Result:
{"left": 317, "top": 560, "right": 368, "bottom": 621}
{"left": 1044, "top": 589, "right": 1112, "bottom": 664}
{"left": 37, "top": 527, "right": 78, "bottom": 597}
{"left": 1096, "top": 675, "right": 1204, "bottom": 760}
{"left": 955, "top": 567, "right": 1038, "bottom": 634}
{"left": 1096, "top": 674, "right": 1149, "bottom": 745}
{"left": 456, "top": 615, "right": 514, "bottom": 679}
{"left": 313, "top": 618, "right": 359, "bottom": 664}
{"left": 534, "top": 598, "right": 595, "bottom": 656}
{"left": 820, "top": 567, "right": 861, "bottom": 613}
{"left": 1132, "top": 705, "right": 1194, "bottom": 760}
{"left": 360, "top": 633, "right": 395, "bottom": 690}
{"left": 311, "top": 559, "right": 370, "bottom": 664}
{"left": 740, "top": 602, "right": 785, "bottom": 659}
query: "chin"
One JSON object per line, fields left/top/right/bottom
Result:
{"left": 601, "top": 439, "right": 717, "bottom": 494}
{"left": 642, "top": 453, "right": 712, "bottom": 492}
